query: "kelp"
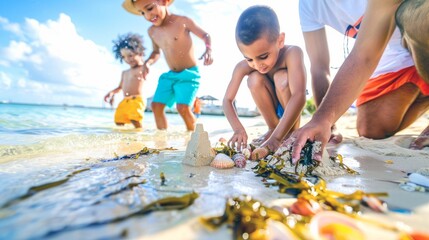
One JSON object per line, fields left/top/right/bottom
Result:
{"left": 102, "top": 146, "right": 178, "bottom": 162}
{"left": 160, "top": 172, "right": 166, "bottom": 186}
{"left": 212, "top": 142, "right": 238, "bottom": 158}
{"left": 1, "top": 168, "right": 90, "bottom": 208}
{"left": 200, "top": 195, "right": 307, "bottom": 240}
{"left": 43, "top": 192, "right": 199, "bottom": 238}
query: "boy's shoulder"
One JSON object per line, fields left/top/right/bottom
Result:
{"left": 281, "top": 45, "right": 304, "bottom": 61}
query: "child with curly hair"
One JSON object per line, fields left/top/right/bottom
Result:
{"left": 104, "top": 33, "right": 146, "bottom": 128}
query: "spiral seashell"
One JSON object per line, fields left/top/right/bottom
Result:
{"left": 251, "top": 147, "right": 269, "bottom": 160}
{"left": 210, "top": 153, "right": 235, "bottom": 169}
{"left": 232, "top": 153, "right": 246, "bottom": 168}
{"left": 241, "top": 148, "right": 251, "bottom": 159}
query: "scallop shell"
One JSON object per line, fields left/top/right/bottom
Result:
{"left": 232, "top": 153, "right": 246, "bottom": 168}
{"left": 251, "top": 147, "right": 269, "bottom": 160}
{"left": 241, "top": 148, "right": 251, "bottom": 159}
{"left": 309, "top": 211, "right": 364, "bottom": 240}
{"left": 210, "top": 153, "right": 235, "bottom": 169}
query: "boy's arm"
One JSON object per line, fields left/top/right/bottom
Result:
{"left": 142, "top": 34, "right": 161, "bottom": 79}
{"left": 303, "top": 28, "right": 331, "bottom": 107}
{"left": 290, "top": 0, "right": 398, "bottom": 162}
{"left": 263, "top": 46, "right": 307, "bottom": 151}
{"left": 223, "top": 61, "right": 253, "bottom": 150}
{"left": 184, "top": 16, "right": 213, "bottom": 65}
{"left": 104, "top": 73, "right": 124, "bottom": 105}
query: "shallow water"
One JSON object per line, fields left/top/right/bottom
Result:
{"left": 0, "top": 103, "right": 266, "bottom": 239}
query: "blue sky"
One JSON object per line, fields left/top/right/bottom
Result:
{"left": 0, "top": 0, "right": 346, "bottom": 108}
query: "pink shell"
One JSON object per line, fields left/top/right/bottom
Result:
{"left": 251, "top": 147, "right": 269, "bottom": 160}
{"left": 232, "top": 153, "right": 247, "bottom": 168}
{"left": 210, "top": 153, "right": 235, "bottom": 169}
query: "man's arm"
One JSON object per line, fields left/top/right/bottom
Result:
{"left": 303, "top": 28, "right": 331, "bottom": 107}
{"left": 290, "top": 0, "right": 399, "bottom": 162}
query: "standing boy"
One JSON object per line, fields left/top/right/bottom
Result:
{"left": 104, "top": 33, "right": 146, "bottom": 129}
{"left": 223, "top": 5, "right": 307, "bottom": 152}
{"left": 122, "top": 0, "right": 213, "bottom": 131}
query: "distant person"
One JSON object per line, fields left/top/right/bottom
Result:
{"left": 193, "top": 97, "right": 202, "bottom": 118}
{"left": 122, "top": 0, "right": 213, "bottom": 131}
{"left": 104, "top": 33, "right": 146, "bottom": 129}
{"left": 290, "top": 0, "right": 429, "bottom": 163}
{"left": 223, "top": 5, "right": 307, "bottom": 151}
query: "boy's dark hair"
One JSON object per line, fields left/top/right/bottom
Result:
{"left": 235, "top": 5, "right": 280, "bottom": 45}
{"left": 112, "top": 33, "right": 145, "bottom": 63}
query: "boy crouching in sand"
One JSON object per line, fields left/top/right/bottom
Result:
{"left": 104, "top": 33, "right": 146, "bottom": 129}
{"left": 122, "top": 0, "right": 213, "bottom": 131}
{"left": 223, "top": 5, "right": 307, "bottom": 152}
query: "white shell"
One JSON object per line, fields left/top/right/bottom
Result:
{"left": 241, "top": 148, "right": 251, "bottom": 159}
{"left": 210, "top": 153, "right": 235, "bottom": 169}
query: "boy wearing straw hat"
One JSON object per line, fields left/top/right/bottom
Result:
{"left": 122, "top": 0, "right": 213, "bottom": 131}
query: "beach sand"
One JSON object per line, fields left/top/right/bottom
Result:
{"left": 133, "top": 112, "right": 429, "bottom": 239}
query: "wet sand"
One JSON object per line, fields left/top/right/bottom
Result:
{"left": 142, "top": 112, "right": 429, "bottom": 239}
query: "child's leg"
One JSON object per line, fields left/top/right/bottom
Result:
{"left": 273, "top": 70, "right": 301, "bottom": 133}
{"left": 177, "top": 104, "right": 196, "bottom": 131}
{"left": 152, "top": 102, "right": 168, "bottom": 130}
{"left": 130, "top": 120, "right": 142, "bottom": 128}
{"left": 247, "top": 71, "right": 279, "bottom": 144}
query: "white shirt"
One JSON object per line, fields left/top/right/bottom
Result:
{"left": 299, "top": 0, "right": 414, "bottom": 78}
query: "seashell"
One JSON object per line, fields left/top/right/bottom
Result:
{"left": 266, "top": 219, "right": 299, "bottom": 240}
{"left": 290, "top": 198, "right": 322, "bottom": 216}
{"left": 309, "top": 211, "right": 364, "bottom": 240}
{"left": 210, "top": 153, "right": 235, "bottom": 169}
{"left": 251, "top": 147, "right": 269, "bottom": 160}
{"left": 218, "top": 137, "right": 227, "bottom": 144}
{"left": 232, "top": 153, "right": 246, "bottom": 168}
{"left": 241, "top": 148, "right": 251, "bottom": 159}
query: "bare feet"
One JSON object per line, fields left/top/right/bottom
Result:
{"left": 410, "top": 126, "right": 429, "bottom": 150}
{"left": 251, "top": 129, "right": 274, "bottom": 147}
{"left": 328, "top": 125, "right": 343, "bottom": 144}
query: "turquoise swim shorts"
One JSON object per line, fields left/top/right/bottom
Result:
{"left": 152, "top": 66, "right": 201, "bottom": 108}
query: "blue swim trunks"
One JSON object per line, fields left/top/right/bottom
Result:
{"left": 276, "top": 104, "right": 284, "bottom": 118}
{"left": 152, "top": 66, "right": 201, "bottom": 108}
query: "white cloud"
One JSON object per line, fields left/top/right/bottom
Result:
{"left": 0, "top": 71, "right": 12, "bottom": 89}
{"left": 0, "top": 14, "right": 124, "bottom": 106}
{"left": 0, "top": 16, "right": 23, "bottom": 36}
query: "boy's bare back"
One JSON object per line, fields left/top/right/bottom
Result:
{"left": 148, "top": 14, "right": 205, "bottom": 72}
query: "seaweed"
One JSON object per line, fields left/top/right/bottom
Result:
{"left": 42, "top": 192, "right": 199, "bottom": 238}
{"left": 1, "top": 168, "right": 90, "bottom": 208}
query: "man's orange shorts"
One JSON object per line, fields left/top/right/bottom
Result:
{"left": 357, "top": 66, "right": 429, "bottom": 106}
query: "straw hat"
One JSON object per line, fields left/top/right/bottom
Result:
{"left": 122, "top": 0, "right": 175, "bottom": 15}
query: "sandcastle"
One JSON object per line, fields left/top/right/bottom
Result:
{"left": 183, "top": 123, "right": 215, "bottom": 166}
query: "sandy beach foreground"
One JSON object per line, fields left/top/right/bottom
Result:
{"left": 131, "top": 112, "right": 429, "bottom": 239}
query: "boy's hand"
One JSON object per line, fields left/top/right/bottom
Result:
{"left": 142, "top": 62, "right": 151, "bottom": 79}
{"left": 199, "top": 48, "right": 213, "bottom": 66}
{"left": 104, "top": 92, "right": 114, "bottom": 106}
{"left": 228, "top": 129, "right": 248, "bottom": 151}
{"left": 260, "top": 137, "right": 282, "bottom": 154}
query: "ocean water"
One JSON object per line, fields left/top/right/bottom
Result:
{"left": 0, "top": 103, "right": 265, "bottom": 239}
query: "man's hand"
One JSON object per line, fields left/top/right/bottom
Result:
{"left": 290, "top": 118, "right": 332, "bottom": 164}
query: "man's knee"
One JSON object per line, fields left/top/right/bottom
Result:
{"left": 357, "top": 121, "right": 395, "bottom": 139}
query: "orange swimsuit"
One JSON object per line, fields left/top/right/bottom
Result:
{"left": 357, "top": 66, "right": 429, "bottom": 106}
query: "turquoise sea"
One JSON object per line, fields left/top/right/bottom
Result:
{"left": 0, "top": 103, "right": 265, "bottom": 239}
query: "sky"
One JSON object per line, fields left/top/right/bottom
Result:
{"left": 0, "top": 0, "right": 347, "bottom": 109}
